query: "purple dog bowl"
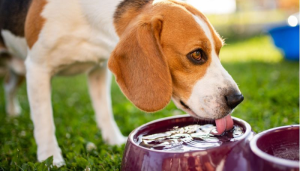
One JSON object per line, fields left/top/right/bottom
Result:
{"left": 250, "top": 125, "right": 299, "bottom": 171}
{"left": 121, "top": 115, "right": 254, "bottom": 171}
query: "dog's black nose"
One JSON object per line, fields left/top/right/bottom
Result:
{"left": 225, "top": 94, "right": 244, "bottom": 109}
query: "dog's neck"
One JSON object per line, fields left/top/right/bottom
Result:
{"left": 79, "top": 0, "right": 153, "bottom": 36}
{"left": 113, "top": 0, "right": 153, "bottom": 36}
{"left": 78, "top": 0, "right": 123, "bottom": 31}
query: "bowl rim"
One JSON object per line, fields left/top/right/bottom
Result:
{"left": 129, "top": 114, "right": 252, "bottom": 153}
{"left": 249, "top": 125, "right": 299, "bottom": 168}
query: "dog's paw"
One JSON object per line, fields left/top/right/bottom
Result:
{"left": 6, "top": 102, "right": 21, "bottom": 117}
{"left": 99, "top": 121, "right": 128, "bottom": 146}
{"left": 112, "top": 135, "right": 127, "bottom": 146}
{"left": 102, "top": 131, "right": 127, "bottom": 146}
{"left": 53, "top": 157, "right": 65, "bottom": 168}
{"left": 38, "top": 145, "right": 65, "bottom": 167}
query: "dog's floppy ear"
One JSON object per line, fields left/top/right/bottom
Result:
{"left": 108, "top": 17, "right": 172, "bottom": 112}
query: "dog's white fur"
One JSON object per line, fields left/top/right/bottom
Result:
{"left": 185, "top": 15, "right": 240, "bottom": 119}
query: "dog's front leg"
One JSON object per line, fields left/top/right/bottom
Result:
{"left": 25, "top": 59, "right": 65, "bottom": 166}
{"left": 88, "top": 64, "right": 126, "bottom": 145}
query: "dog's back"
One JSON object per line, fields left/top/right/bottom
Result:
{"left": 0, "top": 0, "right": 31, "bottom": 38}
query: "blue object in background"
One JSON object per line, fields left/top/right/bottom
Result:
{"left": 268, "top": 25, "right": 299, "bottom": 60}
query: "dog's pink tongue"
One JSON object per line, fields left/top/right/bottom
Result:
{"left": 215, "top": 114, "right": 234, "bottom": 135}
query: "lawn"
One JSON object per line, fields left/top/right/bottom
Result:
{"left": 0, "top": 35, "right": 299, "bottom": 170}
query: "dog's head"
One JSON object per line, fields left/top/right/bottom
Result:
{"left": 109, "top": 0, "right": 243, "bottom": 120}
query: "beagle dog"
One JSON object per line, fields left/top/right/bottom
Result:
{"left": 0, "top": 0, "right": 244, "bottom": 166}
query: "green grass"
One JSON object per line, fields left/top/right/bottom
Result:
{"left": 0, "top": 35, "right": 299, "bottom": 170}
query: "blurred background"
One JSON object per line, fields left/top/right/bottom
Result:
{"left": 184, "top": 0, "right": 299, "bottom": 41}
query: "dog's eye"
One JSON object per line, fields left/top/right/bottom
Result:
{"left": 191, "top": 51, "right": 201, "bottom": 60}
{"left": 187, "top": 49, "right": 207, "bottom": 64}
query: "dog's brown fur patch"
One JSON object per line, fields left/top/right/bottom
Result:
{"left": 109, "top": 13, "right": 172, "bottom": 112}
{"left": 170, "top": 0, "right": 224, "bottom": 55}
{"left": 25, "top": 0, "right": 47, "bottom": 49}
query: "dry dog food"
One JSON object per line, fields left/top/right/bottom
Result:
{"left": 138, "top": 124, "right": 244, "bottom": 152}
